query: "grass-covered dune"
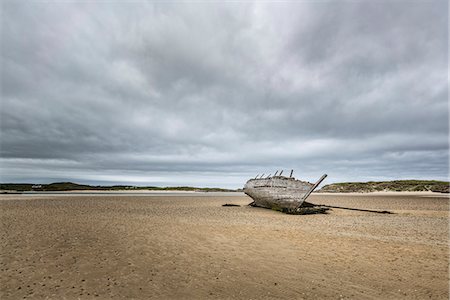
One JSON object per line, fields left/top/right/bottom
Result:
{"left": 319, "top": 180, "right": 449, "bottom": 193}
{"left": 0, "top": 182, "right": 236, "bottom": 193}
{"left": 2, "top": 180, "right": 449, "bottom": 194}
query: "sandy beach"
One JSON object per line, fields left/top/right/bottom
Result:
{"left": 1, "top": 192, "right": 448, "bottom": 299}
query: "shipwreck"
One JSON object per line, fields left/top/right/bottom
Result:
{"left": 244, "top": 170, "right": 327, "bottom": 214}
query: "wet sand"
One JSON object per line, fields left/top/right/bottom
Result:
{"left": 1, "top": 193, "right": 448, "bottom": 299}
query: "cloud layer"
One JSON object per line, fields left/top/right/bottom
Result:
{"left": 1, "top": 1, "right": 448, "bottom": 187}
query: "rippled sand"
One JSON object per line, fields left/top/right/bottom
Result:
{"left": 1, "top": 193, "right": 448, "bottom": 299}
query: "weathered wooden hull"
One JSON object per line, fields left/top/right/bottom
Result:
{"left": 244, "top": 175, "right": 327, "bottom": 211}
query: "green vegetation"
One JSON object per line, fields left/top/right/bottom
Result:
{"left": 0, "top": 182, "right": 237, "bottom": 192}
{"left": 319, "top": 180, "right": 449, "bottom": 193}
{"left": 0, "top": 183, "right": 34, "bottom": 192}
{"left": 2, "top": 179, "right": 448, "bottom": 193}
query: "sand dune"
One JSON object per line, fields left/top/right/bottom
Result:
{"left": 1, "top": 193, "right": 448, "bottom": 299}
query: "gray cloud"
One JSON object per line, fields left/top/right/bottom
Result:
{"left": 1, "top": 1, "right": 448, "bottom": 188}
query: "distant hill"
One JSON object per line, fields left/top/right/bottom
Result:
{"left": 0, "top": 182, "right": 236, "bottom": 193}
{"left": 319, "top": 180, "right": 449, "bottom": 193}
{"left": 3, "top": 180, "right": 448, "bottom": 194}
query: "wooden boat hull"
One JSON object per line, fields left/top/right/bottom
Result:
{"left": 244, "top": 174, "right": 327, "bottom": 211}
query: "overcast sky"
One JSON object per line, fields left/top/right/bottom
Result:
{"left": 1, "top": 1, "right": 448, "bottom": 188}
